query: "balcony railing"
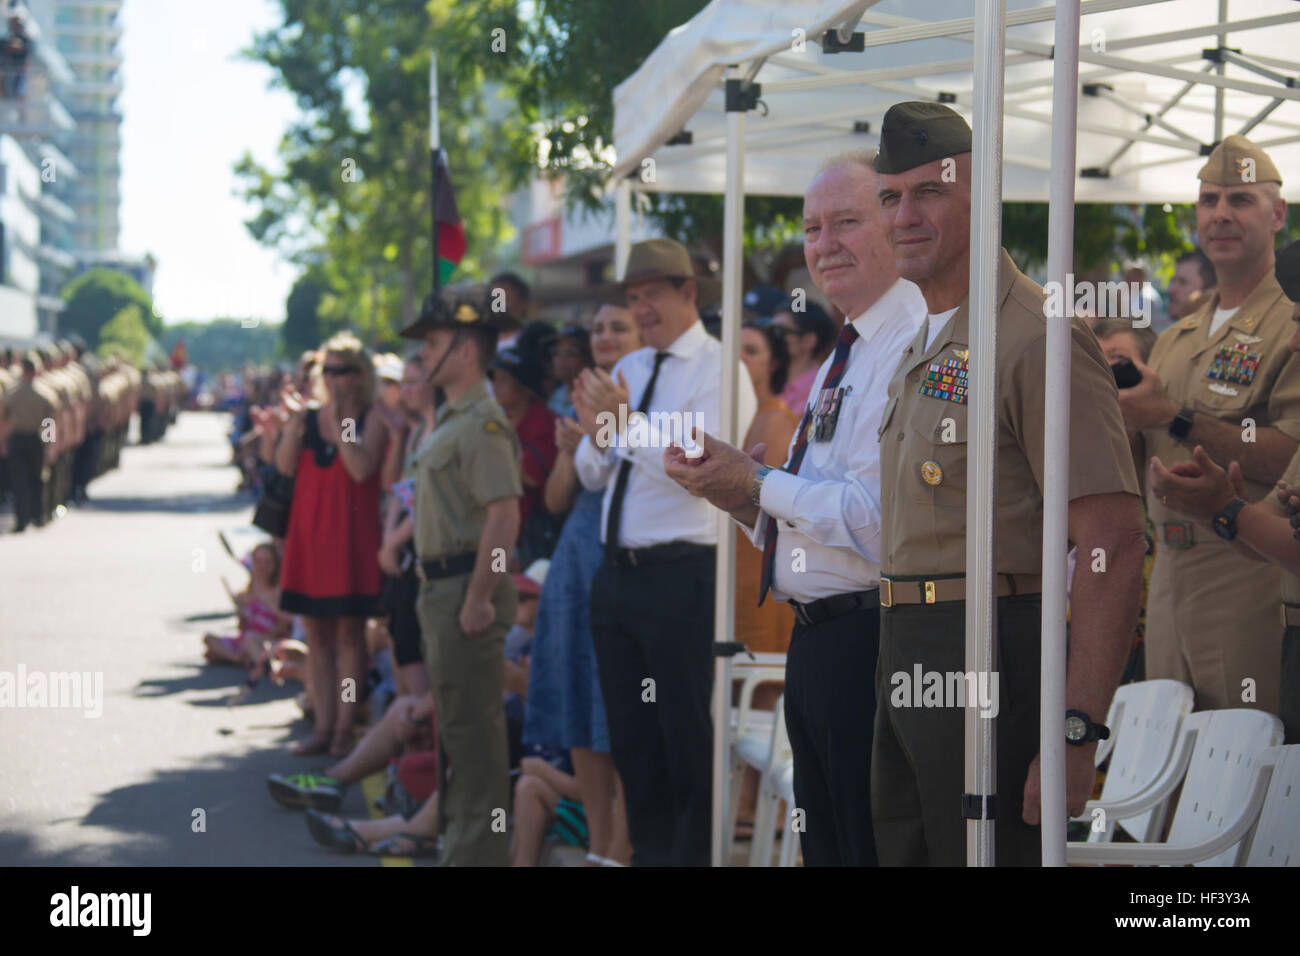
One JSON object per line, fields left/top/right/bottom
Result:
{"left": 0, "top": 69, "right": 77, "bottom": 137}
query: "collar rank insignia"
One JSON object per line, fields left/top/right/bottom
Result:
{"left": 1206, "top": 343, "right": 1260, "bottom": 386}
{"left": 919, "top": 355, "right": 969, "bottom": 405}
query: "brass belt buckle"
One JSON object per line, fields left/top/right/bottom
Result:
{"left": 881, "top": 578, "right": 894, "bottom": 608}
{"left": 924, "top": 580, "right": 936, "bottom": 604}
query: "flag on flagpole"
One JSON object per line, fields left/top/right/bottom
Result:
{"left": 433, "top": 150, "right": 466, "bottom": 286}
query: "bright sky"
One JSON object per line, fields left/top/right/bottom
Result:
{"left": 118, "top": 0, "right": 299, "bottom": 324}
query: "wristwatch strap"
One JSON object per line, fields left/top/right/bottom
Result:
{"left": 751, "top": 466, "right": 773, "bottom": 507}
{"left": 1168, "top": 405, "right": 1195, "bottom": 440}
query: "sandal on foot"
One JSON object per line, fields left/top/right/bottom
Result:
{"left": 368, "top": 832, "right": 440, "bottom": 858}
{"left": 304, "top": 809, "right": 367, "bottom": 853}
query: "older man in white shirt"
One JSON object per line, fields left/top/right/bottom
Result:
{"left": 665, "top": 152, "right": 925, "bottom": 865}
{"left": 573, "top": 239, "right": 757, "bottom": 867}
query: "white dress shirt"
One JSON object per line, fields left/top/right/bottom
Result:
{"left": 746, "top": 278, "right": 927, "bottom": 601}
{"left": 577, "top": 320, "right": 758, "bottom": 549}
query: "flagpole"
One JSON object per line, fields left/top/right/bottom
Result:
{"left": 430, "top": 53, "right": 441, "bottom": 293}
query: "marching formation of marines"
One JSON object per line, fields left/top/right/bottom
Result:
{"left": 0, "top": 338, "right": 181, "bottom": 532}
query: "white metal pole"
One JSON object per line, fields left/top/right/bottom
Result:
{"left": 1041, "top": 0, "right": 1081, "bottom": 870}
{"left": 615, "top": 180, "right": 632, "bottom": 280}
{"left": 1215, "top": 0, "right": 1228, "bottom": 143}
{"left": 966, "top": 0, "right": 1006, "bottom": 868}
{"left": 711, "top": 69, "right": 745, "bottom": 866}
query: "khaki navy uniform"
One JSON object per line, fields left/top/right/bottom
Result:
{"left": 1142, "top": 275, "right": 1300, "bottom": 715}
{"left": 1275, "top": 445, "right": 1300, "bottom": 744}
{"left": 411, "top": 364, "right": 521, "bottom": 865}
{"left": 872, "top": 248, "right": 1140, "bottom": 866}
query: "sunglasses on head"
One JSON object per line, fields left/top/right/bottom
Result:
{"left": 322, "top": 365, "right": 357, "bottom": 377}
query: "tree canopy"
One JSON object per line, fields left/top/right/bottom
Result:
{"left": 60, "top": 269, "right": 159, "bottom": 348}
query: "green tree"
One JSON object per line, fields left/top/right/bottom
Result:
{"left": 96, "top": 304, "right": 153, "bottom": 366}
{"left": 507, "top": 1, "right": 807, "bottom": 249}
{"left": 160, "top": 319, "right": 282, "bottom": 373}
{"left": 282, "top": 271, "right": 333, "bottom": 356}
{"left": 60, "top": 269, "right": 159, "bottom": 347}
{"left": 235, "top": 0, "right": 527, "bottom": 339}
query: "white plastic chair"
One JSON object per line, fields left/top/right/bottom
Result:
{"left": 1067, "top": 709, "right": 1284, "bottom": 866}
{"left": 1079, "top": 679, "right": 1194, "bottom": 842}
{"left": 749, "top": 693, "right": 794, "bottom": 866}
{"left": 774, "top": 757, "right": 799, "bottom": 867}
{"left": 1243, "top": 745, "right": 1300, "bottom": 866}
{"left": 725, "top": 653, "right": 786, "bottom": 862}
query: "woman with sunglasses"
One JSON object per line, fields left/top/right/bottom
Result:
{"left": 276, "top": 331, "right": 392, "bottom": 757}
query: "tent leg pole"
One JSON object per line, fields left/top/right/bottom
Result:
{"left": 711, "top": 77, "right": 745, "bottom": 867}
{"left": 1041, "top": 0, "right": 1081, "bottom": 871}
{"left": 967, "top": 0, "right": 1006, "bottom": 869}
{"left": 1215, "top": 0, "right": 1228, "bottom": 142}
{"left": 615, "top": 180, "right": 632, "bottom": 280}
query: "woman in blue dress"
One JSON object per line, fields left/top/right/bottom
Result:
{"left": 524, "top": 305, "right": 641, "bottom": 866}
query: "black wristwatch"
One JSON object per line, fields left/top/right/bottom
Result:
{"left": 1065, "top": 709, "right": 1110, "bottom": 746}
{"left": 1168, "top": 405, "right": 1196, "bottom": 441}
{"left": 1212, "top": 497, "right": 1248, "bottom": 541}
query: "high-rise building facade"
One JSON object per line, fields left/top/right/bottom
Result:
{"left": 27, "top": 0, "right": 121, "bottom": 256}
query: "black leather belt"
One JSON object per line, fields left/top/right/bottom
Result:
{"left": 420, "top": 551, "right": 476, "bottom": 580}
{"left": 789, "top": 589, "right": 881, "bottom": 628}
{"left": 606, "top": 542, "right": 714, "bottom": 569}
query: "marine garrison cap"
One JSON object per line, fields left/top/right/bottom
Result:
{"left": 874, "top": 101, "right": 973, "bottom": 175}
{"left": 399, "top": 292, "right": 488, "bottom": 340}
{"left": 1277, "top": 240, "right": 1300, "bottom": 303}
{"left": 1197, "top": 134, "right": 1282, "bottom": 186}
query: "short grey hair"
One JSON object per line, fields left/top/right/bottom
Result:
{"left": 815, "top": 148, "right": 879, "bottom": 177}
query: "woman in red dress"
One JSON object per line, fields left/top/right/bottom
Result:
{"left": 276, "top": 332, "right": 391, "bottom": 757}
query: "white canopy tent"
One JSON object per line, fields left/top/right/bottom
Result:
{"left": 613, "top": 0, "right": 1300, "bottom": 202}
{"left": 607, "top": 0, "right": 1300, "bottom": 867}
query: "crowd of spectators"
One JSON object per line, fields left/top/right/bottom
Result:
{"left": 201, "top": 124, "right": 1296, "bottom": 867}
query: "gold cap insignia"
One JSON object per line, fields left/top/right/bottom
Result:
{"left": 455, "top": 303, "right": 481, "bottom": 324}
{"left": 921, "top": 460, "right": 943, "bottom": 486}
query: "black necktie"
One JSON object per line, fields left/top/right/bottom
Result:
{"left": 604, "top": 350, "right": 669, "bottom": 561}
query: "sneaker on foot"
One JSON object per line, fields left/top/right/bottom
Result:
{"left": 267, "top": 772, "right": 344, "bottom": 811}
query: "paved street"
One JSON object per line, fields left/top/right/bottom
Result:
{"left": 0, "top": 412, "right": 390, "bottom": 866}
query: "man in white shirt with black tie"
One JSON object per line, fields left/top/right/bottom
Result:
{"left": 665, "top": 152, "right": 925, "bottom": 865}
{"left": 572, "top": 238, "right": 758, "bottom": 867}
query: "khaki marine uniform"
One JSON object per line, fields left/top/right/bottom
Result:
{"left": 1142, "top": 273, "right": 1300, "bottom": 714}
{"left": 871, "top": 248, "right": 1139, "bottom": 866}
{"left": 7, "top": 375, "right": 58, "bottom": 530}
{"left": 412, "top": 378, "right": 522, "bottom": 867}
